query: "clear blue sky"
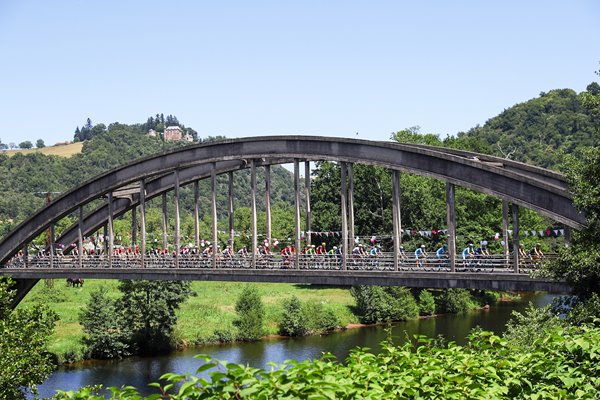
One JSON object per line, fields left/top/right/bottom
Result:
{"left": 0, "top": 1, "right": 598, "bottom": 146}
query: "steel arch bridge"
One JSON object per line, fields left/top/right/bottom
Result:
{"left": 0, "top": 136, "right": 582, "bottom": 304}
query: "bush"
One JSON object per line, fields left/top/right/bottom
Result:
{"left": 504, "top": 303, "right": 562, "bottom": 349}
{"left": 279, "top": 296, "right": 308, "bottom": 336}
{"left": 418, "top": 290, "right": 436, "bottom": 316}
{"left": 350, "top": 286, "right": 418, "bottom": 324}
{"left": 79, "top": 288, "right": 131, "bottom": 359}
{"left": 211, "top": 329, "right": 236, "bottom": 343}
{"left": 234, "top": 285, "right": 265, "bottom": 341}
{"left": 303, "top": 300, "right": 340, "bottom": 334}
{"left": 279, "top": 298, "right": 341, "bottom": 337}
{"left": 436, "top": 288, "right": 477, "bottom": 314}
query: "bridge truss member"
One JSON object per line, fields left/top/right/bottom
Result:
{"left": 415, "top": 244, "right": 427, "bottom": 267}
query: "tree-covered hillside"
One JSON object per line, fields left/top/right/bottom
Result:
{"left": 454, "top": 83, "right": 600, "bottom": 169}
{"left": 0, "top": 122, "right": 295, "bottom": 239}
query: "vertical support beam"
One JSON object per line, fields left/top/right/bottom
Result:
{"left": 228, "top": 172, "right": 235, "bottom": 251}
{"left": 23, "top": 244, "right": 29, "bottom": 268}
{"left": 140, "top": 179, "right": 146, "bottom": 267}
{"left": 512, "top": 204, "right": 520, "bottom": 273}
{"left": 502, "top": 200, "right": 510, "bottom": 265}
{"left": 161, "top": 192, "right": 168, "bottom": 251}
{"left": 446, "top": 182, "right": 456, "bottom": 272}
{"left": 347, "top": 163, "right": 355, "bottom": 251}
{"left": 294, "top": 159, "right": 301, "bottom": 270}
{"left": 193, "top": 180, "right": 200, "bottom": 250}
{"left": 108, "top": 192, "right": 114, "bottom": 268}
{"left": 49, "top": 222, "right": 55, "bottom": 268}
{"left": 265, "top": 165, "right": 272, "bottom": 249}
{"left": 392, "top": 170, "right": 401, "bottom": 271}
{"left": 211, "top": 163, "right": 218, "bottom": 269}
{"left": 304, "top": 161, "right": 311, "bottom": 246}
{"left": 78, "top": 205, "right": 84, "bottom": 268}
{"left": 131, "top": 207, "right": 137, "bottom": 247}
{"left": 174, "top": 170, "right": 181, "bottom": 268}
{"left": 564, "top": 226, "right": 572, "bottom": 247}
{"left": 340, "top": 163, "right": 348, "bottom": 271}
{"left": 251, "top": 160, "right": 258, "bottom": 269}
{"left": 103, "top": 224, "right": 108, "bottom": 255}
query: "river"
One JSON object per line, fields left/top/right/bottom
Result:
{"left": 34, "top": 292, "right": 555, "bottom": 398}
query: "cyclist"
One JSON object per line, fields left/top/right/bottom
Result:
{"left": 415, "top": 245, "right": 427, "bottom": 267}
{"left": 529, "top": 243, "right": 544, "bottom": 263}
{"left": 435, "top": 244, "right": 448, "bottom": 267}
{"left": 461, "top": 243, "right": 475, "bottom": 267}
{"left": 474, "top": 241, "right": 490, "bottom": 265}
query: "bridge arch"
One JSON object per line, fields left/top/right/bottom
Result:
{"left": 0, "top": 136, "right": 585, "bottom": 266}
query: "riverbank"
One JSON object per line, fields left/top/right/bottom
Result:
{"left": 18, "top": 279, "right": 515, "bottom": 364}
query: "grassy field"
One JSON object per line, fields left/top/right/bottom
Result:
{"left": 19, "top": 279, "right": 358, "bottom": 362}
{"left": 1, "top": 142, "right": 83, "bottom": 157}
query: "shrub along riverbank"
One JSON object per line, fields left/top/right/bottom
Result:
{"left": 19, "top": 279, "right": 510, "bottom": 364}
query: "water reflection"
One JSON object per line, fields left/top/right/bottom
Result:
{"left": 35, "top": 293, "right": 555, "bottom": 398}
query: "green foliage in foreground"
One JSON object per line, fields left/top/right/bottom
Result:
{"left": 0, "top": 278, "right": 58, "bottom": 400}
{"left": 53, "top": 323, "right": 600, "bottom": 399}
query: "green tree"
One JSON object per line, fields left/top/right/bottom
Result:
{"left": 36, "top": 139, "right": 45, "bottom": 148}
{"left": 0, "top": 278, "right": 58, "bottom": 399}
{"left": 116, "top": 280, "right": 194, "bottom": 354}
{"left": 418, "top": 289, "right": 436, "bottom": 316}
{"left": 234, "top": 285, "right": 265, "bottom": 341}
{"left": 279, "top": 296, "right": 307, "bottom": 336}
{"left": 79, "top": 288, "right": 131, "bottom": 359}
{"left": 18, "top": 140, "right": 33, "bottom": 149}
{"left": 350, "top": 286, "right": 418, "bottom": 324}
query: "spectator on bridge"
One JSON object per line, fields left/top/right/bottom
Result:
{"left": 415, "top": 245, "right": 427, "bottom": 267}
{"left": 461, "top": 243, "right": 475, "bottom": 267}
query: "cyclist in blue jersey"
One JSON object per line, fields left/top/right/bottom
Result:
{"left": 435, "top": 244, "right": 448, "bottom": 267}
{"left": 462, "top": 243, "right": 475, "bottom": 267}
{"left": 415, "top": 245, "right": 427, "bottom": 267}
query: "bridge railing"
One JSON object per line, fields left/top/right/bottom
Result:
{"left": 1, "top": 252, "right": 557, "bottom": 273}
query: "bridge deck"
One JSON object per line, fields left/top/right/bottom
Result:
{"left": 1, "top": 253, "right": 569, "bottom": 293}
